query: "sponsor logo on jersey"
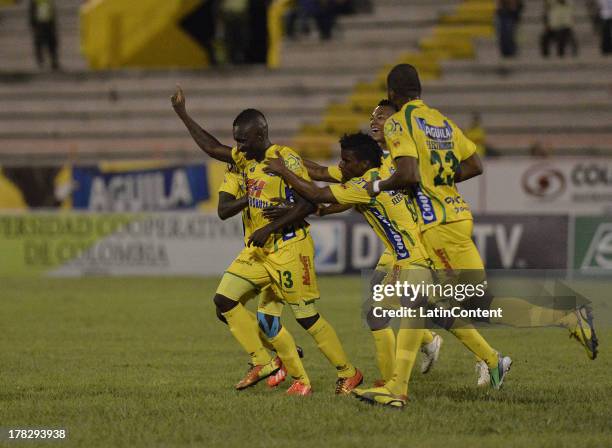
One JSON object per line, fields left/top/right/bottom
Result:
{"left": 368, "top": 207, "right": 410, "bottom": 260}
{"left": 246, "top": 179, "right": 266, "bottom": 198}
{"left": 248, "top": 197, "right": 272, "bottom": 209}
{"left": 416, "top": 118, "right": 453, "bottom": 142}
{"left": 300, "top": 254, "right": 312, "bottom": 285}
{"left": 413, "top": 185, "right": 437, "bottom": 224}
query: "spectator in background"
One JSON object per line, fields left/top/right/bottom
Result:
{"left": 599, "top": 0, "right": 612, "bottom": 54}
{"left": 496, "top": 0, "right": 522, "bottom": 57}
{"left": 246, "top": 0, "right": 270, "bottom": 64}
{"left": 465, "top": 112, "right": 487, "bottom": 157}
{"left": 287, "top": 0, "right": 319, "bottom": 39}
{"left": 541, "top": 0, "right": 578, "bottom": 57}
{"left": 201, "top": 0, "right": 219, "bottom": 66}
{"left": 29, "top": 0, "right": 59, "bottom": 70}
{"left": 220, "top": 0, "right": 249, "bottom": 64}
{"left": 287, "top": 0, "right": 354, "bottom": 41}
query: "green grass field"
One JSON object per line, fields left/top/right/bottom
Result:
{"left": 1, "top": 276, "right": 610, "bottom": 448}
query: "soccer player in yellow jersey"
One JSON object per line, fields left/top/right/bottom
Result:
{"left": 305, "top": 100, "right": 443, "bottom": 385}
{"left": 369, "top": 64, "right": 598, "bottom": 383}
{"left": 265, "top": 132, "right": 433, "bottom": 408}
{"left": 361, "top": 65, "right": 512, "bottom": 388}
{"left": 216, "top": 163, "right": 304, "bottom": 387}
{"left": 171, "top": 86, "right": 363, "bottom": 396}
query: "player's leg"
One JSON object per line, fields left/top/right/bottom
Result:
{"left": 270, "top": 236, "right": 362, "bottom": 394}
{"left": 256, "top": 289, "right": 311, "bottom": 394}
{"left": 216, "top": 249, "right": 279, "bottom": 389}
{"left": 423, "top": 222, "right": 511, "bottom": 387}
{"left": 368, "top": 256, "right": 440, "bottom": 382}
{"left": 214, "top": 290, "right": 276, "bottom": 353}
{"left": 293, "top": 304, "right": 362, "bottom": 394}
{"left": 353, "top": 267, "right": 430, "bottom": 408}
{"left": 367, "top": 261, "right": 396, "bottom": 384}
{"left": 448, "top": 221, "right": 597, "bottom": 360}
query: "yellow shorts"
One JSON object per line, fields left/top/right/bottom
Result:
{"left": 252, "top": 288, "right": 317, "bottom": 319}
{"left": 421, "top": 220, "right": 484, "bottom": 270}
{"left": 253, "top": 288, "right": 285, "bottom": 317}
{"left": 217, "top": 235, "right": 320, "bottom": 305}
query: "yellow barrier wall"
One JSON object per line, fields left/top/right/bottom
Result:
{"left": 80, "top": 0, "right": 210, "bottom": 69}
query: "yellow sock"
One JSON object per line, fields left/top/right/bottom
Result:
{"left": 450, "top": 326, "right": 498, "bottom": 369}
{"left": 307, "top": 317, "right": 356, "bottom": 378}
{"left": 421, "top": 329, "right": 434, "bottom": 345}
{"left": 246, "top": 310, "right": 275, "bottom": 352}
{"left": 385, "top": 328, "right": 423, "bottom": 396}
{"left": 269, "top": 327, "right": 310, "bottom": 385}
{"left": 222, "top": 304, "right": 272, "bottom": 366}
{"left": 490, "top": 297, "right": 576, "bottom": 327}
{"left": 371, "top": 328, "right": 395, "bottom": 381}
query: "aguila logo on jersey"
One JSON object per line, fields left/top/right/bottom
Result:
{"left": 246, "top": 179, "right": 266, "bottom": 198}
{"left": 416, "top": 118, "right": 453, "bottom": 142}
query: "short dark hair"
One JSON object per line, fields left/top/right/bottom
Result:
{"left": 377, "top": 99, "right": 398, "bottom": 111}
{"left": 339, "top": 132, "right": 382, "bottom": 167}
{"left": 233, "top": 108, "right": 267, "bottom": 128}
{"left": 387, "top": 64, "right": 421, "bottom": 98}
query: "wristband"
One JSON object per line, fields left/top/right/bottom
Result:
{"left": 372, "top": 180, "right": 381, "bottom": 194}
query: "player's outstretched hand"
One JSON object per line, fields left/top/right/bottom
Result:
{"left": 263, "top": 150, "right": 286, "bottom": 176}
{"left": 263, "top": 197, "right": 292, "bottom": 221}
{"left": 247, "top": 225, "right": 273, "bottom": 247}
{"left": 171, "top": 84, "right": 186, "bottom": 115}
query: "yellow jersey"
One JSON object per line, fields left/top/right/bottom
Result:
{"left": 384, "top": 99, "right": 476, "bottom": 231}
{"left": 218, "top": 164, "right": 253, "bottom": 245}
{"left": 328, "top": 165, "right": 428, "bottom": 267}
{"left": 231, "top": 144, "right": 310, "bottom": 252}
{"left": 327, "top": 165, "right": 343, "bottom": 182}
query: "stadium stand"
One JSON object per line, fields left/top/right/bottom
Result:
{"left": 0, "top": 0, "right": 610, "bottom": 165}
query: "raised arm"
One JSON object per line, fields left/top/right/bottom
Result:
{"left": 171, "top": 85, "right": 233, "bottom": 163}
{"left": 317, "top": 203, "right": 352, "bottom": 217}
{"left": 454, "top": 153, "right": 483, "bottom": 183}
{"left": 217, "top": 192, "right": 248, "bottom": 220}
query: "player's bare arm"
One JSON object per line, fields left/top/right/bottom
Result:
{"left": 317, "top": 203, "right": 352, "bottom": 217}
{"left": 171, "top": 85, "right": 233, "bottom": 163}
{"left": 217, "top": 192, "right": 248, "bottom": 220}
{"left": 304, "top": 159, "right": 340, "bottom": 183}
{"left": 247, "top": 193, "right": 315, "bottom": 247}
{"left": 264, "top": 152, "right": 337, "bottom": 204}
{"left": 454, "top": 153, "right": 483, "bottom": 183}
{"left": 366, "top": 156, "right": 420, "bottom": 196}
